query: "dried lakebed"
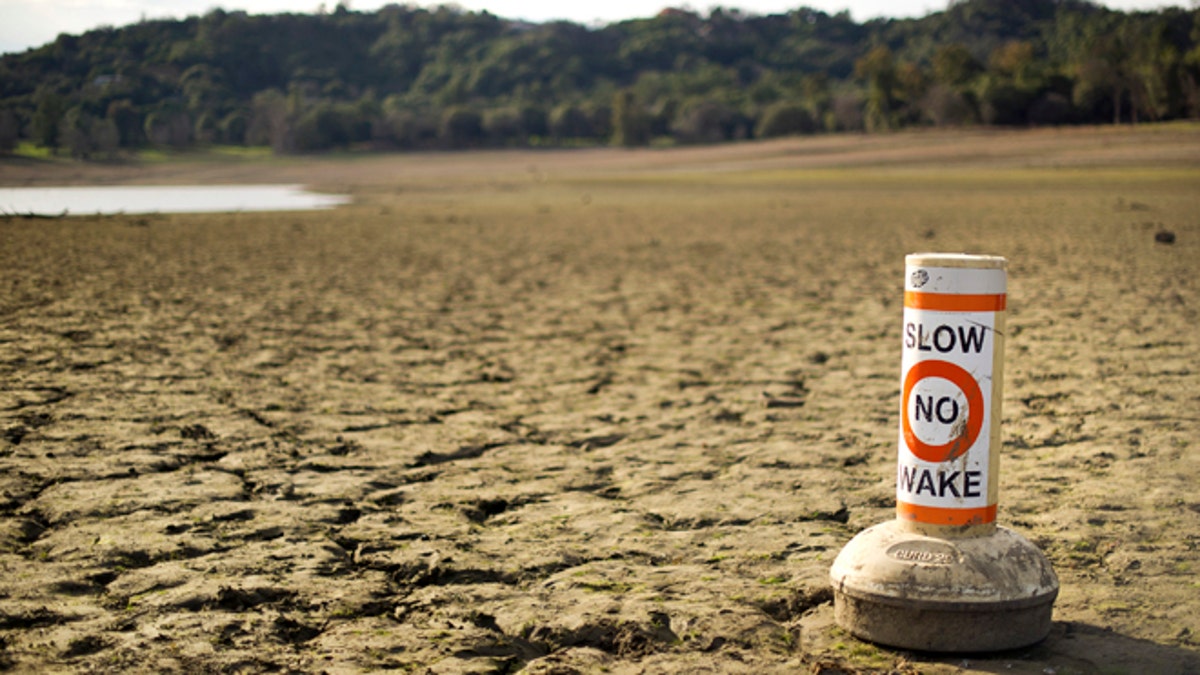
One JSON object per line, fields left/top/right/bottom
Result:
{"left": 1, "top": 133, "right": 1199, "bottom": 673}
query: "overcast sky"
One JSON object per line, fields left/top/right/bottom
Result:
{"left": 0, "top": 0, "right": 1190, "bottom": 56}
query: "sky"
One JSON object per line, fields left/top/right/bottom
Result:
{"left": 0, "top": 0, "right": 1192, "bottom": 56}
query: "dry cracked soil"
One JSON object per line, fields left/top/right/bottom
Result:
{"left": 1, "top": 127, "right": 1199, "bottom": 674}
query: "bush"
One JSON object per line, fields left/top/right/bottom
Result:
{"left": 518, "top": 105, "right": 548, "bottom": 139}
{"left": 106, "top": 100, "right": 143, "bottom": 147}
{"left": 0, "top": 109, "right": 18, "bottom": 153}
{"left": 194, "top": 112, "right": 218, "bottom": 145}
{"left": 920, "top": 84, "right": 977, "bottom": 127}
{"left": 219, "top": 110, "right": 248, "bottom": 145}
{"left": 827, "top": 91, "right": 865, "bottom": 132}
{"left": 376, "top": 107, "right": 439, "bottom": 149}
{"left": 483, "top": 107, "right": 523, "bottom": 146}
{"left": 293, "top": 103, "right": 352, "bottom": 152}
{"left": 976, "top": 76, "right": 1034, "bottom": 126}
{"left": 1027, "top": 92, "right": 1073, "bottom": 126}
{"left": 144, "top": 110, "right": 193, "bottom": 148}
{"left": 672, "top": 99, "right": 738, "bottom": 144}
{"left": 439, "top": 107, "right": 483, "bottom": 148}
{"left": 756, "top": 101, "right": 816, "bottom": 138}
{"left": 612, "top": 90, "right": 650, "bottom": 147}
{"left": 548, "top": 104, "right": 592, "bottom": 140}
{"left": 57, "top": 107, "right": 118, "bottom": 159}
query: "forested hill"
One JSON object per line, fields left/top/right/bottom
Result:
{"left": 1, "top": 0, "right": 1198, "bottom": 158}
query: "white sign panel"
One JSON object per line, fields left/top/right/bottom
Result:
{"left": 897, "top": 257, "right": 1006, "bottom": 527}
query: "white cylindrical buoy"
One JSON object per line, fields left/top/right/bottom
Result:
{"left": 830, "top": 253, "right": 1058, "bottom": 653}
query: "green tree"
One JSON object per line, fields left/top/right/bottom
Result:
{"left": 180, "top": 64, "right": 228, "bottom": 113}
{"left": 106, "top": 100, "right": 143, "bottom": 147}
{"left": 611, "top": 90, "right": 650, "bottom": 147}
{"left": 585, "top": 101, "right": 613, "bottom": 140}
{"left": 1185, "top": 44, "right": 1200, "bottom": 118}
{"left": 293, "top": 102, "right": 354, "bottom": 151}
{"left": 932, "top": 43, "right": 982, "bottom": 88}
{"left": 248, "top": 89, "right": 293, "bottom": 152}
{"left": 219, "top": 110, "right": 248, "bottom": 144}
{"left": 855, "top": 45, "right": 897, "bottom": 132}
{"left": 989, "top": 40, "right": 1039, "bottom": 88}
{"left": 482, "top": 106, "right": 522, "bottom": 146}
{"left": 671, "top": 98, "right": 739, "bottom": 144}
{"left": 144, "top": 109, "right": 193, "bottom": 148}
{"left": 194, "top": 112, "right": 219, "bottom": 145}
{"left": 439, "top": 106, "right": 482, "bottom": 148}
{"left": 0, "top": 108, "right": 20, "bottom": 153}
{"left": 518, "top": 105, "right": 548, "bottom": 140}
{"left": 1125, "top": 18, "right": 1181, "bottom": 123}
{"left": 976, "top": 75, "right": 1029, "bottom": 125}
{"left": 975, "top": 40, "right": 1044, "bottom": 126}
{"left": 349, "top": 96, "right": 381, "bottom": 143}
{"left": 800, "top": 73, "right": 832, "bottom": 126}
{"left": 548, "top": 103, "right": 591, "bottom": 140}
{"left": 925, "top": 43, "right": 982, "bottom": 126}
{"left": 894, "top": 61, "right": 930, "bottom": 125}
{"left": 377, "top": 97, "right": 439, "bottom": 149}
{"left": 32, "top": 91, "right": 65, "bottom": 150}
{"left": 93, "top": 117, "right": 120, "bottom": 159}
{"left": 755, "top": 101, "right": 815, "bottom": 138}
{"left": 920, "top": 84, "right": 977, "bottom": 127}
{"left": 1026, "top": 92, "right": 1073, "bottom": 126}
{"left": 1072, "top": 18, "right": 1135, "bottom": 124}
{"left": 648, "top": 98, "right": 678, "bottom": 137}
{"left": 59, "top": 106, "right": 95, "bottom": 159}
{"left": 828, "top": 90, "right": 865, "bottom": 132}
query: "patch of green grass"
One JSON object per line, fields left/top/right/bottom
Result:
{"left": 848, "top": 641, "right": 888, "bottom": 662}
{"left": 13, "top": 141, "right": 53, "bottom": 159}
{"left": 130, "top": 144, "right": 277, "bottom": 164}
{"left": 208, "top": 144, "right": 273, "bottom": 159}
{"left": 329, "top": 604, "right": 358, "bottom": 618}
{"left": 134, "top": 147, "right": 175, "bottom": 162}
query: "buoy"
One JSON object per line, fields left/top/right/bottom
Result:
{"left": 829, "top": 253, "right": 1058, "bottom": 653}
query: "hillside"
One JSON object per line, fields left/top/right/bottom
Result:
{"left": 0, "top": 0, "right": 1198, "bottom": 157}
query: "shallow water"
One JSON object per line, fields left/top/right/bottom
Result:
{"left": 0, "top": 184, "right": 350, "bottom": 215}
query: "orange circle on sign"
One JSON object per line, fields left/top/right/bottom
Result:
{"left": 902, "top": 359, "right": 984, "bottom": 463}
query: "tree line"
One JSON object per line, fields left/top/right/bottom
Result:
{"left": 1, "top": 0, "right": 1198, "bottom": 158}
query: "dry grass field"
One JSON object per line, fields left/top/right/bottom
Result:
{"left": 1, "top": 125, "right": 1199, "bottom": 673}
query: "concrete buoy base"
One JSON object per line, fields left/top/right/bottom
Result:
{"left": 830, "top": 520, "right": 1058, "bottom": 652}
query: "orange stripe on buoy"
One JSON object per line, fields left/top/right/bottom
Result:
{"left": 897, "top": 502, "right": 997, "bottom": 526}
{"left": 904, "top": 291, "right": 1006, "bottom": 312}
